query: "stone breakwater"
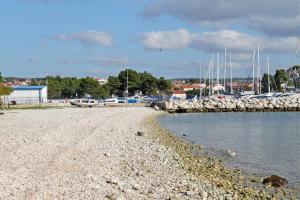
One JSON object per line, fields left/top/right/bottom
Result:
{"left": 163, "top": 96, "right": 300, "bottom": 113}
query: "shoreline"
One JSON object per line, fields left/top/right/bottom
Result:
{"left": 146, "top": 112, "right": 297, "bottom": 199}
{"left": 0, "top": 107, "right": 297, "bottom": 199}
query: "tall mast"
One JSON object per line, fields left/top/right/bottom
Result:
{"left": 224, "top": 48, "right": 227, "bottom": 93}
{"left": 257, "top": 44, "right": 260, "bottom": 94}
{"left": 252, "top": 50, "right": 256, "bottom": 93}
{"left": 211, "top": 54, "right": 214, "bottom": 95}
{"left": 199, "top": 66, "right": 202, "bottom": 98}
{"left": 208, "top": 60, "right": 211, "bottom": 96}
{"left": 217, "top": 52, "right": 220, "bottom": 85}
{"left": 217, "top": 52, "right": 220, "bottom": 94}
{"left": 267, "top": 56, "right": 270, "bottom": 94}
{"left": 230, "top": 52, "right": 233, "bottom": 95}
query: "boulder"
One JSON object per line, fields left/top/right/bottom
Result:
{"left": 263, "top": 175, "right": 288, "bottom": 187}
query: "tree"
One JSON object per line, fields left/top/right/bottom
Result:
{"left": 47, "top": 76, "right": 63, "bottom": 99}
{"left": 0, "top": 72, "right": 3, "bottom": 83}
{"left": 287, "top": 65, "right": 300, "bottom": 89}
{"left": 189, "top": 78, "right": 199, "bottom": 84}
{"left": 0, "top": 82, "right": 12, "bottom": 106}
{"left": 61, "top": 77, "right": 80, "bottom": 98}
{"left": 78, "top": 77, "right": 109, "bottom": 99}
{"left": 261, "top": 73, "right": 276, "bottom": 93}
{"left": 139, "top": 71, "right": 158, "bottom": 95}
{"left": 118, "top": 69, "right": 141, "bottom": 96}
{"left": 107, "top": 76, "right": 121, "bottom": 96}
{"left": 274, "top": 69, "right": 288, "bottom": 92}
{"left": 157, "top": 77, "right": 172, "bottom": 95}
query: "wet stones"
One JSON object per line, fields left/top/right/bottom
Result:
{"left": 137, "top": 131, "right": 145, "bottom": 136}
{"left": 263, "top": 175, "right": 288, "bottom": 187}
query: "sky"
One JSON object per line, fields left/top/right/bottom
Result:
{"left": 1, "top": 0, "right": 300, "bottom": 79}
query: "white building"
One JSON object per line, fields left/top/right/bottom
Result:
{"left": 94, "top": 77, "right": 108, "bottom": 85}
{"left": 6, "top": 85, "right": 48, "bottom": 105}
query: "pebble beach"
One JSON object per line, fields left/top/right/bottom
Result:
{"left": 0, "top": 107, "right": 296, "bottom": 199}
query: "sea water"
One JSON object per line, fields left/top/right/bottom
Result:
{"left": 158, "top": 112, "right": 300, "bottom": 185}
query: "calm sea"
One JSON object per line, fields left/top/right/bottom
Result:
{"left": 158, "top": 112, "right": 300, "bottom": 185}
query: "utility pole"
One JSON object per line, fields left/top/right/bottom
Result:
{"left": 126, "top": 68, "right": 129, "bottom": 103}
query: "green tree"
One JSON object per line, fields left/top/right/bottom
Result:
{"left": 287, "top": 65, "right": 300, "bottom": 89}
{"left": 0, "top": 72, "right": 12, "bottom": 107}
{"left": 107, "top": 76, "right": 121, "bottom": 96}
{"left": 47, "top": 76, "right": 63, "bottom": 99}
{"left": 139, "top": 71, "right": 158, "bottom": 95}
{"left": 189, "top": 78, "right": 198, "bottom": 84}
{"left": 0, "top": 72, "right": 3, "bottom": 83}
{"left": 274, "top": 69, "right": 288, "bottom": 92}
{"left": 157, "top": 77, "right": 172, "bottom": 95}
{"left": 61, "top": 77, "right": 80, "bottom": 98}
{"left": 261, "top": 73, "right": 276, "bottom": 93}
{"left": 78, "top": 77, "right": 109, "bottom": 99}
{"left": 118, "top": 69, "right": 141, "bottom": 96}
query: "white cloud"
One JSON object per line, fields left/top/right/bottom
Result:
{"left": 141, "top": 29, "right": 299, "bottom": 53}
{"left": 141, "top": 29, "right": 194, "bottom": 50}
{"left": 193, "top": 30, "right": 299, "bottom": 53}
{"left": 143, "top": 0, "right": 300, "bottom": 36}
{"left": 50, "top": 31, "right": 113, "bottom": 47}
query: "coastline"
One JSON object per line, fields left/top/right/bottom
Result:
{"left": 146, "top": 112, "right": 297, "bottom": 199}
{"left": 0, "top": 107, "right": 297, "bottom": 199}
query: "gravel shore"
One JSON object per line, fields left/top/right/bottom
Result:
{"left": 0, "top": 107, "right": 228, "bottom": 200}
{"left": 0, "top": 107, "right": 296, "bottom": 199}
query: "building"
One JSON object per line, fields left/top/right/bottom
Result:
{"left": 6, "top": 85, "right": 48, "bottom": 105}
{"left": 94, "top": 77, "right": 108, "bottom": 85}
{"left": 172, "top": 90, "right": 186, "bottom": 99}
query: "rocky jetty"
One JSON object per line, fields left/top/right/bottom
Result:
{"left": 163, "top": 95, "right": 300, "bottom": 113}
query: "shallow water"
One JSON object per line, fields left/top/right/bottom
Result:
{"left": 158, "top": 112, "right": 300, "bottom": 185}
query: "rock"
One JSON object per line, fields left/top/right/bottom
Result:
{"left": 153, "top": 105, "right": 160, "bottom": 111}
{"left": 227, "top": 149, "right": 237, "bottom": 157}
{"left": 263, "top": 175, "right": 288, "bottom": 187}
{"left": 137, "top": 131, "right": 145, "bottom": 136}
{"left": 104, "top": 153, "right": 111, "bottom": 157}
{"left": 183, "top": 134, "right": 187, "bottom": 137}
{"left": 106, "top": 178, "right": 119, "bottom": 185}
{"left": 132, "top": 184, "right": 140, "bottom": 190}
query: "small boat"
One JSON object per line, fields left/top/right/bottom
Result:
{"left": 69, "top": 99, "right": 98, "bottom": 107}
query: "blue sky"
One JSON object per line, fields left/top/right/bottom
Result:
{"left": 1, "top": 0, "right": 300, "bottom": 78}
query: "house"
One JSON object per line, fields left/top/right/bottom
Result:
{"left": 172, "top": 90, "right": 186, "bottom": 99}
{"left": 5, "top": 85, "right": 48, "bottom": 105}
{"left": 94, "top": 77, "right": 108, "bottom": 85}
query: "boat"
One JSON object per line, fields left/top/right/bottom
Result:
{"left": 69, "top": 99, "right": 98, "bottom": 107}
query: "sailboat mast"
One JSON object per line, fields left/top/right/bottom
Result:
{"left": 230, "top": 53, "right": 233, "bottom": 95}
{"left": 252, "top": 50, "right": 256, "bottom": 93}
{"left": 217, "top": 52, "right": 220, "bottom": 85}
{"left": 199, "top": 66, "right": 202, "bottom": 98}
{"left": 267, "top": 56, "right": 270, "bottom": 94}
{"left": 257, "top": 44, "right": 260, "bottom": 94}
{"left": 208, "top": 60, "right": 211, "bottom": 96}
{"left": 211, "top": 54, "right": 214, "bottom": 95}
{"left": 224, "top": 48, "right": 227, "bottom": 93}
